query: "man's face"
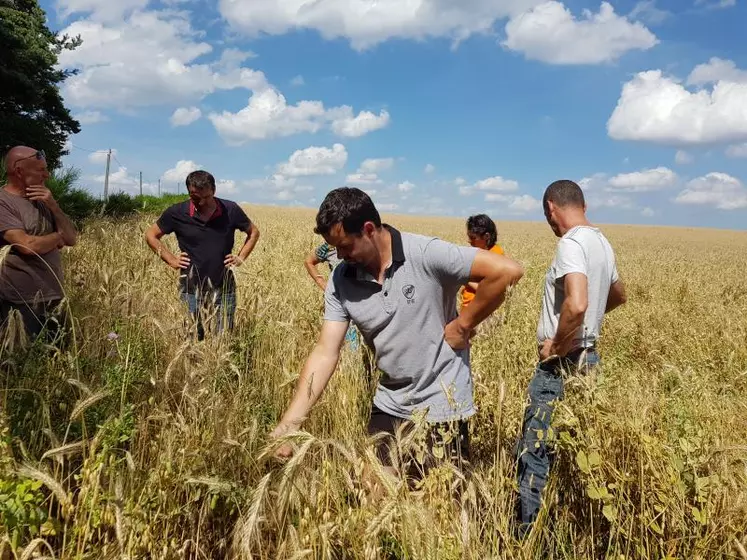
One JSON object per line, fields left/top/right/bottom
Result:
{"left": 544, "top": 201, "right": 562, "bottom": 237}
{"left": 324, "top": 222, "right": 377, "bottom": 267}
{"left": 187, "top": 184, "right": 214, "bottom": 208}
{"left": 467, "top": 231, "right": 489, "bottom": 250}
{"left": 16, "top": 153, "right": 49, "bottom": 189}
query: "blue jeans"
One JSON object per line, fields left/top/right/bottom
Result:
{"left": 516, "top": 348, "right": 599, "bottom": 537}
{"left": 180, "top": 290, "right": 236, "bottom": 341}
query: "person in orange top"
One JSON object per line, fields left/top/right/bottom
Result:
{"left": 461, "top": 214, "right": 504, "bottom": 308}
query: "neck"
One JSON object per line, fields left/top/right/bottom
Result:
{"left": 3, "top": 179, "right": 26, "bottom": 197}
{"left": 367, "top": 227, "right": 392, "bottom": 281}
{"left": 558, "top": 212, "right": 591, "bottom": 236}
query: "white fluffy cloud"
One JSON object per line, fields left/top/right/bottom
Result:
{"left": 398, "top": 181, "right": 416, "bottom": 192}
{"left": 277, "top": 144, "right": 348, "bottom": 177}
{"left": 170, "top": 107, "right": 202, "bottom": 127}
{"left": 675, "top": 150, "right": 693, "bottom": 165}
{"left": 58, "top": 11, "right": 269, "bottom": 109}
{"left": 503, "top": 1, "right": 657, "bottom": 65}
{"left": 93, "top": 166, "right": 157, "bottom": 195}
{"left": 460, "top": 176, "right": 519, "bottom": 195}
{"left": 345, "top": 173, "right": 383, "bottom": 186}
{"left": 209, "top": 90, "right": 389, "bottom": 144}
{"left": 88, "top": 149, "right": 116, "bottom": 164}
{"left": 75, "top": 110, "right": 108, "bottom": 124}
{"left": 726, "top": 143, "right": 747, "bottom": 158}
{"left": 57, "top": 0, "right": 148, "bottom": 21}
{"left": 217, "top": 179, "right": 238, "bottom": 195}
{"left": 329, "top": 108, "right": 391, "bottom": 138}
{"left": 219, "top": 0, "right": 544, "bottom": 50}
{"left": 687, "top": 57, "right": 747, "bottom": 86}
{"left": 424, "top": 163, "right": 436, "bottom": 174}
{"left": 162, "top": 160, "right": 201, "bottom": 184}
{"left": 485, "top": 193, "right": 542, "bottom": 213}
{"left": 607, "top": 167, "right": 677, "bottom": 192}
{"left": 675, "top": 172, "right": 747, "bottom": 210}
{"left": 359, "top": 158, "right": 395, "bottom": 173}
{"left": 607, "top": 60, "right": 747, "bottom": 146}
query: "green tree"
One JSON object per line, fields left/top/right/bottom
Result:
{"left": 0, "top": 0, "right": 81, "bottom": 169}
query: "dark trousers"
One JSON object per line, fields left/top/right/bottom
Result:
{"left": 367, "top": 405, "right": 471, "bottom": 479}
{"left": 516, "top": 347, "right": 599, "bottom": 537}
{"left": 0, "top": 299, "right": 64, "bottom": 344}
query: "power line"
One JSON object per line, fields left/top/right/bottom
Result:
{"left": 71, "top": 143, "right": 107, "bottom": 154}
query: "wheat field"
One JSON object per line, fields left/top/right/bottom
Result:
{"left": 1, "top": 206, "right": 746, "bottom": 559}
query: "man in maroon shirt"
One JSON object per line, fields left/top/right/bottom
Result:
{"left": 145, "top": 170, "right": 259, "bottom": 340}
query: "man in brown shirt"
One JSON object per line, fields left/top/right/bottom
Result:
{"left": 0, "top": 146, "right": 77, "bottom": 341}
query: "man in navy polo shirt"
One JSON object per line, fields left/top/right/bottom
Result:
{"left": 145, "top": 170, "right": 260, "bottom": 340}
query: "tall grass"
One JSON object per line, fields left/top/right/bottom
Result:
{"left": 1, "top": 207, "right": 746, "bottom": 559}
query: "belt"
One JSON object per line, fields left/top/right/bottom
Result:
{"left": 540, "top": 345, "right": 596, "bottom": 369}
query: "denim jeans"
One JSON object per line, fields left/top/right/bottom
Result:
{"left": 516, "top": 348, "right": 599, "bottom": 537}
{"left": 180, "top": 290, "right": 236, "bottom": 341}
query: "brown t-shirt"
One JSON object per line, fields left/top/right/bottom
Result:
{"left": 0, "top": 188, "right": 63, "bottom": 304}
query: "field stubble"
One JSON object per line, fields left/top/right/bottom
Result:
{"left": 1, "top": 206, "right": 746, "bottom": 559}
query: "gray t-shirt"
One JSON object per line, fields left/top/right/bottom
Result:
{"left": 324, "top": 226, "right": 478, "bottom": 422}
{"left": 0, "top": 188, "right": 63, "bottom": 304}
{"left": 537, "top": 225, "right": 619, "bottom": 348}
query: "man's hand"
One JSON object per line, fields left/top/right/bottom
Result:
{"left": 224, "top": 254, "right": 244, "bottom": 268}
{"left": 444, "top": 319, "right": 475, "bottom": 351}
{"left": 269, "top": 422, "right": 298, "bottom": 460}
{"left": 26, "top": 185, "right": 58, "bottom": 208}
{"left": 539, "top": 339, "right": 555, "bottom": 361}
{"left": 170, "top": 253, "right": 190, "bottom": 270}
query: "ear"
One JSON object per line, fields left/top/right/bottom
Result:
{"left": 362, "top": 221, "right": 376, "bottom": 236}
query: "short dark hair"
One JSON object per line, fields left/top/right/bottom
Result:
{"left": 466, "top": 214, "right": 498, "bottom": 248}
{"left": 543, "top": 180, "right": 585, "bottom": 210}
{"left": 186, "top": 170, "right": 216, "bottom": 191}
{"left": 315, "top": 187, "right": 382, "bottom": 236}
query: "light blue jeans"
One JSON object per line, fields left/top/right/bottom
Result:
{"left": 516, "top": 348, "right": 600, "bottom": 537}
{"left": 180, "top": 290, "right": 236, "bottom": 341}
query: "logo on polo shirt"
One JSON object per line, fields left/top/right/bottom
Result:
{"left": 402, "top": 284, "right": 416, "bottom": 304}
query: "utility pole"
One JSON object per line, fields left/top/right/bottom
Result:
{"left": 139, "top": 171, "right": 143, "bottom": 196}
{"left": 158, "top": 179, "right": 161, "bottom": 197}
{"left": 103, "top": 149, "right": 111, "bottom": 201}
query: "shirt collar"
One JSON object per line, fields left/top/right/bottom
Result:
{"left": 188, "top": 198, "right": 223, "bottom": 220}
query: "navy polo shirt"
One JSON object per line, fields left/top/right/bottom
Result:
{"left": 156, "top": 198, "right": 251, "bottom": 294}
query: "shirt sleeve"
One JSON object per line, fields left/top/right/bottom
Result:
{"left": 156, "top": 206, "right": 176, "bottom": 235}
{"left": 555, "top": 237, "right": 587, "bottom": 279}
{"left": 315, "top": 242, "right": 330, "bottom": 262}
{"left": 231, "top": 203, "right": 252, "bottom": 232}
{"left": 323, "top": 267, "right": 350, "bottom": 323}
{"left": 423, "top": 238, "right": 478, "bottom": 287}
{"left": 0, "top": 200, "right": 24, "bottom": 237}
{"left": 611, "top": 260, "right": 620, "bottom": 284}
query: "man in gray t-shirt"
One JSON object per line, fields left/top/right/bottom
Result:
{"left": 516, "top": 180, "right": 626, "bottom": 537}
{"left": 0, "top": 146, "right": 78, "bottom": 341}
{"left": 272, "top": 187, "right": 523, "bottom": 474}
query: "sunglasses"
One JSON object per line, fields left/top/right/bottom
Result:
{"left": 14, "top": 150, "right": 46, "bottom": 169}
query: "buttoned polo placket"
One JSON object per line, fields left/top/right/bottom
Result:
{"left": 355, "top": 260, "right": 400, "bottom": 316}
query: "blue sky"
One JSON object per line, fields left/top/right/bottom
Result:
{"left": 44, "top": 0, "right": 747, "bottom": 228}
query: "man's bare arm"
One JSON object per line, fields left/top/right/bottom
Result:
{"left": 237, "top": 222, "right": 260, "bottom": 262}
{"left": 2, "top": 229, "right": 63, "bottom": 256}
{"left": 549, "top": 272, "right": 588, "bottom": 357}
{"left": 605, "top": 280, "right": 627, "bottom": 313}
{"left": 304, "top": 250, "right": 327, "bottom": 291}
{"left": 457, "top": 252, "right": 524, "bottom": 329}
{"left": 144, "top": 223, "right": 188, "bottom": 270}
{"left": 271, "top": 319, "right": 349, "bottom": 437}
